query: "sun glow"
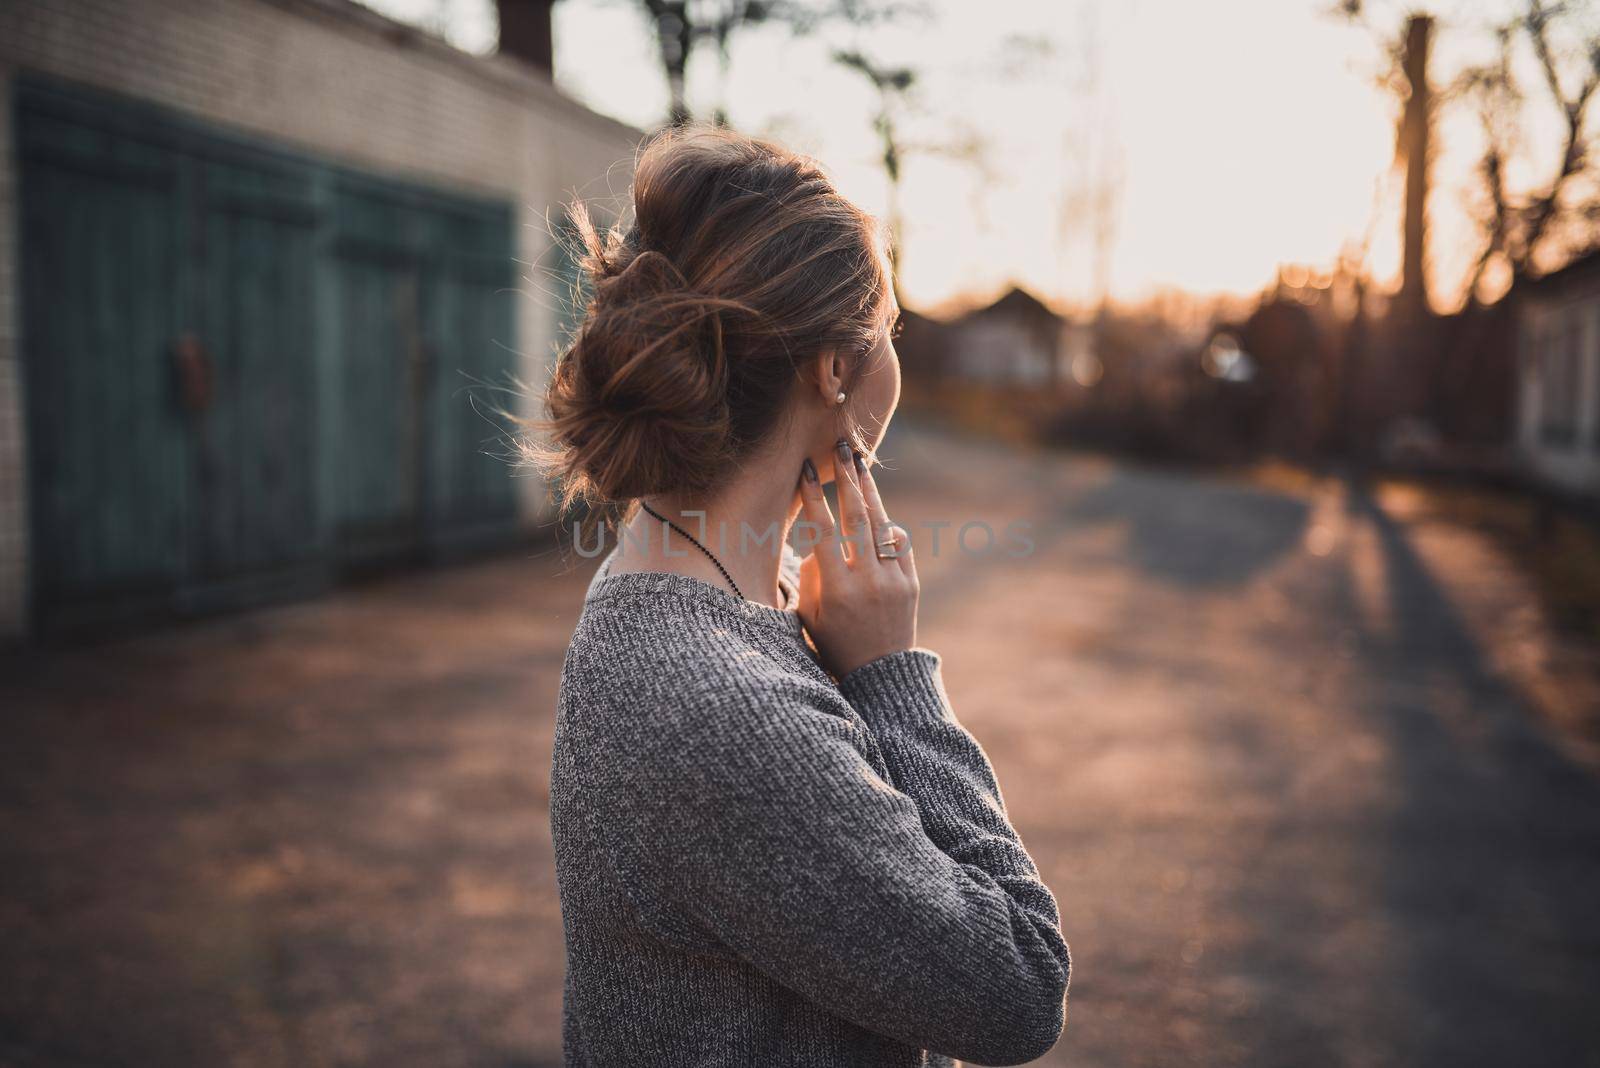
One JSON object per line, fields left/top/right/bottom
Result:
{"left": 537, "top": 0, "right": 1575, "bottom": 312}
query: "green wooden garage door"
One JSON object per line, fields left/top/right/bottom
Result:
{"left": 17, "top": 81, "right": 520, "bottom": 633}
{"left": 328, "top": 177, "right": 516, "bottom": 567}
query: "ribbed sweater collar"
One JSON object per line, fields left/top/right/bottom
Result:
{"left": 584, "top": 544, "right": 807, "bottom": 640}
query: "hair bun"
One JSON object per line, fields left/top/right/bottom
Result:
{"left": 610, "top": 248, "right": 690, "bottom": 298}
{"left": 543, "top": 249, "right": 734, "bottom": 504}
{"left": 528, "top": 123, "right": 894, "bottom": 519}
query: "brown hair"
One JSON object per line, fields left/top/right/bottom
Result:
{"left": 530, "top": 124, "right": 896, "bottom": 516}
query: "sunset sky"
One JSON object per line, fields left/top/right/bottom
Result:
{"left": 361, "top": 0, "right": 1589, "bottom": 313}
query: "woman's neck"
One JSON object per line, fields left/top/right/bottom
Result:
{"left": 615, "top": 458, "right": 803, "bottom": 609}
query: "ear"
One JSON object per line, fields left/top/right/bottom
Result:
{"left": 812, "top": 348, "right": 849, "bottom": 406}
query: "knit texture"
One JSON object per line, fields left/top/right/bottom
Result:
{"left": 549, "top": 543, "right": 1071, "bottom": 1066}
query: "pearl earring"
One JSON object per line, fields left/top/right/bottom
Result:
{"left": 835, "top": 391, "right": 847, "bottom": 406}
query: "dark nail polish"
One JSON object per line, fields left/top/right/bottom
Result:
{"left": 801, "top": 457, "right": 818, "bottom": 484}
{"left": 835, "top": 439, "right": 852, "bottom": 467}
{"left": 853, "top": 448, "right": 867, "bottom": 475}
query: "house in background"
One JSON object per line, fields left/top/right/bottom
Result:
{"left": 894, "top": 285, "right": 1110, "bottom": 397}
{"left": 0, "top": 0, "right": 640, "bottom": 638}
{"left": 943, "top": 285, "right": 1071, "bottom": 387}
{"left": 1516, "top": 249, "right": 1600, "bottom": 497}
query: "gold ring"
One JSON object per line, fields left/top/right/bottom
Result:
{"left": 874, "top": 527, "right": 900, "bottom": 559}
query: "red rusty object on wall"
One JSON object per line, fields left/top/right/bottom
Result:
{"left": 173, "top": 332, "right": 213, "bottom": 413}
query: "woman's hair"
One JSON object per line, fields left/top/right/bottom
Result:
{"left": 531, "top": 124, "right": 896, "bottom": 515}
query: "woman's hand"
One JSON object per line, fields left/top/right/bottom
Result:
{"left": 795, "top": 439, "right": 919, "bottom": 679}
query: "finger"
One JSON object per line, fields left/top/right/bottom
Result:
{"left": 854, "top": 452, "right": 895, "bottom": 555}
{"left": 832, "top": 439, "right": 870, "bottom": 563}
{"left": 796, "top": 457, "right": 845, "bottom": 580}
{"left": 796, "top": 550, "right": 822, "bottom": 624}
{"left": 888, "top": 523, "right": 916, "bottom": 579}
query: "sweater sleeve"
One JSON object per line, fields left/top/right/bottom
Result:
{"left": 836, "top": 650, "right": 1036, "bottom": 868}
{"left": 602, "top": 650, "right": 1070, "bottom": 1066}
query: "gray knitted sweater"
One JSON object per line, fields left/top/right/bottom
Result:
{"left": 549, "top": 544, "right": 1070, "bottom": 1066}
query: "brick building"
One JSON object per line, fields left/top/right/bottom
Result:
{"left": 0, "top": 0, "right": 641, "bottom": 637}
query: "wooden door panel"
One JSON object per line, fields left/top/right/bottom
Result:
{"left": 334, "top": 253, "right": 424, "bottom": 563}
{"left": 423, "top": 207, "right": 518, "bottom": 545}
{"left": 194, "top": 172, "right": 320, "bottom": 584}
{"left": 426, "top": 270, "right": 516, "bottom": 534}
{"left": 20, "top": 152, "right": 187, "bottom": 619}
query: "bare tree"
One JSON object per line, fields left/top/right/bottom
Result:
{"left": 1338, "top": 0, "right": 1600, "bottom": 306}
{"left": 610, "top": 0, "right": 921, "bottom": 126}
{"left": 1453, "top": 0, "right": 1600, "bottom": 301}
{"left": 635, "top": 0, "right": 698, "bottom": 126}
{"left": 832, "top": 49, "right": 915, "bottom": 297}
{"left": 829, "top": 47, "right": 998, "bottom": 304}
{"left": 1052, "top": 3, "right": 1121, "bottom": 319}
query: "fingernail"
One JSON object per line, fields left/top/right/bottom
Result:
{"left": 835, "top": 438, "right": 852, "bottom": 468}
{"left": 801, "top": 457, "right": 818, "bottom": 484}
{"left": 853, "top": 448, "right": 867, "bottom": 475}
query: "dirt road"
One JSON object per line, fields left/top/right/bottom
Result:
{"left": 3, "top": 425, "right": 1598, "bottom": 1066}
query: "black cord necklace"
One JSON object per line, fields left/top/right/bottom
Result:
{"left": 638, "top": 500, "right": 745, "bottom": 601}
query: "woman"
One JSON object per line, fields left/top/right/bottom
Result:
{"left": 536, "top": 124, "right": 1070, "bottom": 1067}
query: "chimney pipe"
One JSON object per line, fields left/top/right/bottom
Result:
{"left": 496, "top": 0, "right": 555, "bottom": 77}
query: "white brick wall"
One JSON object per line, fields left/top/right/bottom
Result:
{"left": 0, "top": 0, "right": 641, "bottom": 638}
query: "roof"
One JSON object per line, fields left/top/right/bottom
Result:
{"left": 960, "top": 285, "right": 1064, "bottom": 327}
{"left": 281, "top": 0, "right": 642, "bottom": 143}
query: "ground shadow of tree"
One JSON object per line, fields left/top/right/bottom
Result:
{"left": 1055, "top": 467, "right": 1311, "bottom": 590}
{"left": 1325, "top": 481, "right": 1600, "bottom": 1067}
